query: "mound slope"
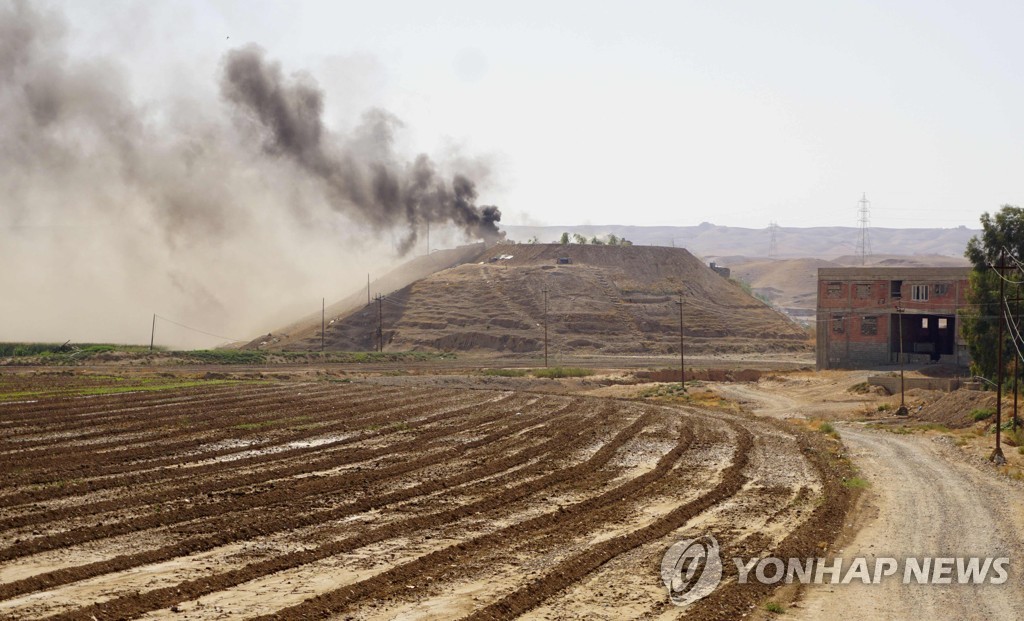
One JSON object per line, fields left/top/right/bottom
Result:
{"left": 244, "top": 243, "right": 486, "bottom": 350}
{"left": 269, "top": 244, "right": 808, "bottom": 355}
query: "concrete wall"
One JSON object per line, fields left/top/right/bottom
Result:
{"left": 868, "top": 375, "right": 963, "bottom": 393}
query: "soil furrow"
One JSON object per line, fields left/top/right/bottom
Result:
{"left": 0, "top": 387, "right": 478, "bottom": 513}
{"left": 32, "top": 401, "right": 637, "bottom": 620}
{"left": 0, "top": 391, "right": 534, "bottom": 562}
{"left": 0, "top": 396, "right": 579, "bottom": 600}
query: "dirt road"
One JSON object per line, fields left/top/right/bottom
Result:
{"left": 791, "top": 426, "right": 1024, "bottom": 620}
{"left": 716, "top": 377, "right": 1024, "bottom": 620}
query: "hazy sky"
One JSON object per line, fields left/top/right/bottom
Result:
{"left": 52, "top": 0, "right": 1024, "bottom": 229}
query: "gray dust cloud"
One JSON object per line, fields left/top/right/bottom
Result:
{"left": 0, "top": 1, "right": 502, "bottom": 346}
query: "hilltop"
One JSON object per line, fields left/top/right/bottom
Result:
{"left": 258, "top": 243, "right": 809, "bottom": 355}
{"left": 502, "top": 223, "right": 977, "bottom": 259}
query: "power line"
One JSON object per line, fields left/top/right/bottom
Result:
{"left": 1002, "top": 296, "right": 1024, "bottom": 364}
{"left": 152, "top": 314, "right": 244, "bottom": 344}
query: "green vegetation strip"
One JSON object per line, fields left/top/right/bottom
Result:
{"left": 0, "top": 342, "right": 456, "bottom": 365}
{"left": 482, "top": 367, "right": 594, "bottom": 379}
{"left": 0, "top": 380, "right": 238, "bottom": 402}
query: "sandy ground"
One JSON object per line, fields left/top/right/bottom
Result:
{"left": 713, "top": 373, "right": 1024, "bottom": 620}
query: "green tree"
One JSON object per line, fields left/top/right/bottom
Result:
{"left": 590, "top": 236, "right": 604, "bottom": 245}
{"left": 607, "top": 234, "right": 619, "bottom": 245}
{"left": 963, "top": 205, "right": 1024, "bottom": 380}
{"left": 559, "top": 232, "right": 570, "bottom": 245}
{"left": 572, "top": 233, "right": 587, "bottom": 244}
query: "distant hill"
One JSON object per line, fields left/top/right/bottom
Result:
{"left": 259, "top": 243, "right": 809, "bottom": 355}
{"left": 502, "top": 223, "right": 978, "bottom": 259}
{"left": 722, "top": 253, "right": 970, "bottom": 323}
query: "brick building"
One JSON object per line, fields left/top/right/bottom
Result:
{"left": 816, "top": 267, "right": 971, "bottom": 370}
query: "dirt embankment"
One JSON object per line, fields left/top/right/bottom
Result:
{"left": 265, "top": 243, "right": 811, "bottom": 356}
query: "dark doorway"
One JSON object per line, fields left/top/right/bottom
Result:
{"left": 891, "top": 313, "right": 955, "bottom": 361}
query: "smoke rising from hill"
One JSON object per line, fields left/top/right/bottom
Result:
{"left": 0, "top": 1, "right": 501, "bottom": 346}
{"left": 221, "top": 45, "right": 502, "bottom": 252}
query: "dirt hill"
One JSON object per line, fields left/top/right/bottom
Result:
{"left": 244, "top": 243, "right": 487, "bottom": 350}
{"left": 725, "top": 257, "right": 840, "bottom": 320}
{"left": 266, "top": 244, "right": 810, "bottom": 355}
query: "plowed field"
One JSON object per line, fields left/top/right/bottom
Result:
{"left": 0, "top": 374, "right": 849, "bottom": 620}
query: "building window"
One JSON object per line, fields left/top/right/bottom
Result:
{"left": 826, "top": 282, "right": 842, "bottom": 298}
{"left": 934, "top": 283, "right": 949, "bottom": 296}
{"left": 921, "top": 317, "right": 929, "bottom": 329}
{"left": 856, "top": 283, "right": 872, "bottom": 299}
{"left": 891, "top": 280, "right": 902, "bottom": 299}
{"left": 832, "top": 314, "right": 845, "bottom": 333}
{"left": 938, "top": 318, "right": 948, "bottom": 329}
{"left": 861, "top": 316, "right": 878, "bottom": 335}
{"left": 911, "top": 284, "right": 929, "bottom": 301}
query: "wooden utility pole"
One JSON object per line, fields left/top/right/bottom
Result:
{"left": 321, "top": 298, "right": 325, "bottom": 353}
{"left": 542, "top": 288, "right": 549, "bottom": 368}
{"left": 150, "top": 314, "right": 156, "bottom": 351}
{"left": 993, "top": 252, "right": 1007, "bottom": 464}
{"left": 895, "top": 304, "right": 907, "bottom": 415}
{"left": 1014, "top": 281, "right": 1021, "bottom": 432}
{"left": 676, "top": 294, "right": 686, "bottom": 389}
{"left": 374, "top": 294, "right": 384, "bottom": 352}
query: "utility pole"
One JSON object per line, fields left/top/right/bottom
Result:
{"left": 321, "top": 298, "right": 325, "bottom": 353}
{"left": 895, "top": 304, "right": 907, "bottom": 415}
{"left": 375, "top": 294, "right": 384, "bottom": 352}
{"left": 676, "top": 294, "right": 686, "bottom": 389}
{"left": 1014, "top": 280, "right": 1021, "bottom": 432}
{"left": 542, "top": 288, "right": 549, "bottom": 368}
{"left": 150, "top": 314, "right": 156, "bottom": 351}
{"left": 993, "top": 252, "right": 1007, "bottom": 464}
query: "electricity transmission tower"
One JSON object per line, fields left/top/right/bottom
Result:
{"left": 857, "top": 193, "right": 872, "bottom": 266}
{"left": 768, "top": 221, "right": 779, "bottom": 259}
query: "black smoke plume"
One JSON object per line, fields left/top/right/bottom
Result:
{"left": 0, "top": 1, "right": 503, "bottom": 346}
{"left": 220, "top": 45, "right": 503, "bottom": 251}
